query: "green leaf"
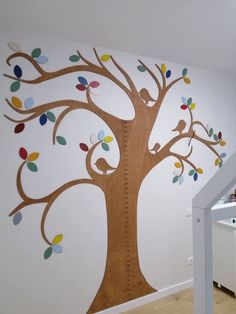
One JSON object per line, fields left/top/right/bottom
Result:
{"left": 188, "top": 169, "right": 195, "bottom": 176}
{"left": 56, "top": 136, "right": 67, "bottom": 145}
{"left": 182, "top": 68, "right": 188, "bottom": 77}
{"left": 209, "top": 128, "right": 213, "bottom": 137}
{"left": 44, "top": 247, "right": 52, "bottom": 259}
{"left": 101, "top": 142, "right": 109, "bottom": 151}
{"left": 137, "top": 65, "right": 146, "bottom": 72}
{"left": 10, "top": 81, "right": 20, "bottom": 92}
{"left": 213, "top": 134, "right": 218, "bottom": 141}
{"left": 47, "top": 111, "right": 56, "bottom": 122}
{"left": 172, "top": 176, "right": 179, "bottom": 183}
{"left": 52, "top": 234, "right": 63, "bottom": 245}
{"left": 31, "top": 48, "right": 41, "bottom": 58}
{"left": 187, "top": 97, "right": 192, "bottom": 105}
{"left": 27, "top": 162, "right": 38, "bottom": 172}
{"left": 69, "top": 55, "right": 80, "bottom": 62}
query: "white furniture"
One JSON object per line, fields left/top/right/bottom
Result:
{"left": 192, "top": 150, "right": 236, "bottom": 314}
{"left": 213, "top": 218, "right": 236, "bottom": 296}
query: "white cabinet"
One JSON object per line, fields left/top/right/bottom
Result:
{"left": 213, "top": 219, "right": 236, "bottom": 296}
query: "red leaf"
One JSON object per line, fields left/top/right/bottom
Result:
{"left": 89, "top": 81, "right": 100, "bottom": 88}
{"left": 79, "top": 143, "right": 89, "bottom": 152}
{"left": 76, "top": 84, "right": 87, "bottom": 91}
{"left": 14, "top": 123, "right": 25, "bottom": 133}
{"left": 180, "top": 104, "right": 188, "bottom": 110}
{"left": 19, "top": 147, "right": 28, "bottom": 160}
{"left": 218, "top": 132, "right": 222, "bottom": 139}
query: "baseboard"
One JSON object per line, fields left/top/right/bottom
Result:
{"left": 96, "top": 278, "right": 193, "bottom": 314}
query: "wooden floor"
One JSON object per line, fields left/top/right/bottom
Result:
{"left": 123, "top": 285, "right": 236, "bottom": 314}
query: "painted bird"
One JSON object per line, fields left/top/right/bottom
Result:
{"left": 150, "top": 142, "right": 161, "bottom": 154}
{"left": 139, "top": 88, "right": 155, "bottom": 105}
{"left": 95, "top": 158, "right": 116, "bottom": 175}
{"left": 172, "top": 119, "right": 187, "bottom": 135}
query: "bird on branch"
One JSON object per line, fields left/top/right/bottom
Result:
{"left": 139, "top": 88, "right": 155, "bottom": 105}
{"left": 95, "top": 158, "right": 116, "bottom": 175}
{"left": 150, "top": 143, "right": 161, "bottom": 154}
{"left": 172, "top": 119, "right": 187, "bottom": 135}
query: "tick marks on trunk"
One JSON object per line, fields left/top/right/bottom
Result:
{"left": 123, "top": 120, "right": 132, "bottom": 299}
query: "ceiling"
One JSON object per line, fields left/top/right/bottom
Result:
{"left": 1, "top": 0, "right": 236, "bottom": 75}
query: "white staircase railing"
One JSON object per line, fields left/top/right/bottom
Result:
{"left": 192, "top": 151, "right": 236, "bottom": 314}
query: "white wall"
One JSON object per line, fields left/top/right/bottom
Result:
{"left": 0, "top": 32, "right": 236, "bottom": 314}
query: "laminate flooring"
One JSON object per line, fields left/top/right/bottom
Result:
{"left": 123, "top": 285, "right": 236, "bottom": 314}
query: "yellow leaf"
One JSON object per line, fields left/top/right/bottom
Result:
{"left": 52, "top": 234, "right": 63, "bottom": 245}
{"left": 161, "top": 63, "right": 166, "bottom": 73}
{"left": 220, "top": 140, "right": 226, "bottom": 146}
{"left": 190, "top": 103, "right": 196, "bottom": 110}
{"left": 175, "top": 162, "right": 182, "bottom": 168}
{"left": 100, "top": 54, "right": 110, "bottom": 62}
{"left": 27, "top": 152, "right": 40, "bottom": 161}
{"left": 184, "top": 77, "right": 191, "bottom": 84}
{"left": 197, "top": 168, "right": 203, "bottom": 174}
{"left": 103, "top": 136, "right": 113, "bottom": 143}
{"left": 215, "top": 158, "right": 220, "bottom": 166}
{"left": 11, "top": 96, "right": 22, "bottom": 108}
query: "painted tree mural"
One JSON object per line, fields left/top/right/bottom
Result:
{"left": 4, "top": 43, "right": 226, "bottom": 313}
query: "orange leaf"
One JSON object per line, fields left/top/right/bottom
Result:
{"left": 27, "top": 152, "right": 40, "bottom": 161}
{"left": 175, "top": 162, "right": 182, "bottom": 168}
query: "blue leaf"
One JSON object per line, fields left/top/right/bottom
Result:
{"left": 179, "top": 176, "right": 184, "bottom": 185}
{"left": 182, "top": 96, "right": 187, "bottom": 104}
{"left": 14, "top": 65, "right": 22, "bottom": 78}
{"left": 78, "top": 76, "right": 88, "bottom": 85}
{"left": 52, "top": 244, "right": 63, "bottom": 254}
{"left": 193, "top": 172, "right": 198, "bottom": 181}
{"left": 13, "top": 212, "right": 22, "bottom": 225}
{"left": 39, "top": 114, "right": 47, "bottom": 126}
{"left": 166, "top": 70, "right": 171, "bottom": 78}
{"left": 36, "top": 56, "right": 49, "bottom": 64}
{"left": 221, "top": 153, "right": 226, "bottom": 158}
{"left": 98, "top": 130, "right": 105, "bottom": 141}
{"left": 24, "top": 97, "right": 34, "bottom": 109}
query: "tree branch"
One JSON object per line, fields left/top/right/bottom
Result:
{"left": 9, "top": 171, "right": 97, "bottom": 245}
{"left": 5, "top": 97, "right": 124, "bottom": 145}
{"left": 138, "top": 59, "right": 162, "bottom": 94}
{"left": 4, "top": 50, "right": 133, "bottom": 100}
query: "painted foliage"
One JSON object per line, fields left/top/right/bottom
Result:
{"left": 4, "top": 42, "right": 226, "bottom": 313}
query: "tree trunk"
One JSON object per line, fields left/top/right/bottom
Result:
{"left": 87, "top": 174, "right": 156, "bottom": 313}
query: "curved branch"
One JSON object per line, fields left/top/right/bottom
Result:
{"left": 138, "top": 60, "right": 161, "bottom": 93}
{"left": 5, "top": 97, "right": 123, "bottom": 142}
{"left": 155, "top": 64, "right": 166, "bottom": 88}
{"left": 17, "top": 161, "right": 28, "bottom": 200}
{"left": 4, "top": 50, "right": 132, "bottom": 100}
{"left": 192, "top": 121, "right": 209, "bottom": 135}
{"left": 110, "top": 55, "right": 139, "bottom": 95}
{"left": 6, "top": 52, "right": 46, "bottom": 75}
{"left": 166, "top": 76, "right": 184, "bottom": 92}
{"left": 52, "top": 107, "right": 74, "bottom": 144}
{"left": 170, "top": 146, "right": 196, "bottom": 175}
{"left": 9, "top": 176, "right": 97, "bottom": 245}
{"left": 85, "top": 141, "right": 103, "bottom": 180}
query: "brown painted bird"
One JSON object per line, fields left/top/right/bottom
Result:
{"left": 172, "top": 119, "right": 186, "bottom": 135}
{"left": 150, "top": 142, "right": 161, "bottom": 153}
{"left": 95, "top": 158, "right": 116, "bottom": 175}
{"left": 139, "top": 88, "right": 155, "bottom": 104}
